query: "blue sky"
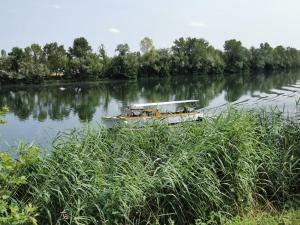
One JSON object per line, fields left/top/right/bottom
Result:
{"left": 1, "top": 0, "right": 300, "bottom": 55}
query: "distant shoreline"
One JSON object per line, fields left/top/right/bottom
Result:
{"left": 1, "top": 37, "right": 300, "bottom": 85}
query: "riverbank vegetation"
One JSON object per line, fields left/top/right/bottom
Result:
{"left": 1, "top": 70, "right": 299, "bottom": 122}
{"left": 1, "top": 37, "right": 300, "bottom": 83}
{"left": 0, "top": 109, "right": 299, "bottom": 224}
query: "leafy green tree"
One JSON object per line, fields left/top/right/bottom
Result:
{"left": 67, "top": 38, "right": 103, "bottom": 79}
{"left": 67, "top": 53, "right": 103, "bottom": 79}
{"left": 171, "top": 37, "right": 224, "bottom": 75}
{"left": 115, "top": 43, "right": 130, "bottom": 56}
{"left": 69, "top": 37, "right": 92, "bottom": 58}
{"left": 273, "top": 45, "right": 288, "bottom": 69}
{"left": 17, "top": 44, "right": 49, "bottom": 82}
{"left": 44, "top": 42, "right": 67, "bottom": 75}
{"left": 139, "top": 48, "right": 172, "bottom": 77}
{"left": 0, "top": 55, "right": 14, "bottom": 82}
{"left": 154, "top": 49, "right": 172, "bottom": 76}
{"left": 140, "top": 37, "right": 155, "bottom": 54}
{"left": 8, "top": 47, "right": 25, "bottom": 72}
{"left": 208, "top": 49, "right": 225, "bottom": 74}
{"left": 224, "top": 39, "right": 249, "bottom": 73}
{"left": 1, "top": 36, "right": 300, "bottom": 83}
{"left": 260, "top": 43, "right": 274, "bottom": 70}
{"left": 249, "top": 47, "right": 265, "bottom": 71}
{"left": 108, "top": 53, "right": 140, "bottom": 79}
{"left": 286, "top": 47, "right": 300, "bottom": 68}
{"left": 107, "top": 44, "right": 139, "bottom": 79}
{"left": 0, "top": 53, "right": 10, "bottom": 72}
{"left": 30, "top": 44, "right": 45, "bottom": 63}
{"left": 98, "top": 44, "right": 110, "bottom": 75}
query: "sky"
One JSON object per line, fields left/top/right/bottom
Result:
{"left": 1, "top": 0, "right": 300, "bottom": 55}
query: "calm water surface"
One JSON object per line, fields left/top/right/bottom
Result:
{"left": 1, "top": 71, "right": 300, "bottom": 150}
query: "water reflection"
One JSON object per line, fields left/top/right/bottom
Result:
{"left": 1, "top": 71, "right": 300, "bottom": 121}
{"left": 0, "top": 70, "right": 300, "bottom": 148}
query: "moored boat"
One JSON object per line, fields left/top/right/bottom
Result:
{"left": 102, "top": 100, "right": 203, "bottom": 128}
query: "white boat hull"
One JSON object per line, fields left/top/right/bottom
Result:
{"left": 102, "top": 112, "right": 203, "bottom": 128}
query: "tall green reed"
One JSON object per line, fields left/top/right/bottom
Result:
{"left": 6, "top": 109, "right": 300, "bottom": 225}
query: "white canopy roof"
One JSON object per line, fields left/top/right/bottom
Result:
{"left": 131, "top": 100, "right": 199, "bottom": 108}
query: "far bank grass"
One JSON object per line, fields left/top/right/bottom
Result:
{"left": 1, "top": 109, "right": 299, "bottom": 224}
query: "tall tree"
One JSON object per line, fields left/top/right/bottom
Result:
{"left": 139, "top": 48, "right": 172, "bottom": 77}
{"left": 140, "top": 37, "right": 155, "bottom": 54}
{"left": 224, "top": 39, "right": 249, "bottom": 73}
{"left": 286, "top": 47, "right": 300, "bottom": 68}
{"left": 273, "top": 45, "right": 288, "bottom": 69}
{"left": 44, "top": 42, "right": 67, "bottom": 75}
{"left": 67, "top": 37, "right": 103, "bottom": 79}
{"left": 171, "top": 37, "right": 223, "bottom": 75}
{"left": 107, "top": 44, "right": 139, "bottom": 79}
{"left": 98, "top": 44, "right": 110, "bottom": 74}
{"left": 115, "top": 44, "right": 130, "bottom": 56}
{"left": 69, "top": 37, "right": 92, "bottom": 58}
{"left": 259, "top": 43, "right": 274, "bottom": 70}
{"left": 30, "top": 44, "right": 44, "bottom": 63}
{"left": 17, "top": 44, "right": 49, "bottom": 81}
{"left": 8, "top": 47, "right": 25, "bottom": 72}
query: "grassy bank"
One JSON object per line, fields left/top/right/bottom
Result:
{"left": 1, "top": 110, "right": 299, "bottom": 224}
{"left": 219, "top": 208, "right": 300, "bottom": 225}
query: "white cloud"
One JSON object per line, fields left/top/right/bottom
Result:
{"left": 51, "top": 4, "right": 61, "bottom": 9}
{"left": 189, "top": 21, "right": 208, "bottom": 28}
{"left": 108, "top": 27, "right": 120, "bottom": 34}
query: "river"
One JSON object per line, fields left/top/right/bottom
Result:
{"left": 1, "top": 70, "right": 300, "bottom": 151}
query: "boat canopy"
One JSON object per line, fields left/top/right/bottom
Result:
{"left": 131, "top": 100, "right": 199, "bottom": 108}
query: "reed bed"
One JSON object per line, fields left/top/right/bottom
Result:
{"left": 4, "top": 109, "right": 300, "bottom": 224}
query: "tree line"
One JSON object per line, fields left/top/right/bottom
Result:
{"left": 1, "top": 37, "right": 300, "bottom": 83}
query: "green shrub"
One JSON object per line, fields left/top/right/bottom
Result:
{"left": 0, "top": 107, "right": 38, "bottom": 225}
{"left": 0, "top": 148, "right": 39, "bottom": 225}
{"left": 1, "top": 109, "right": 299, "bottom": 224}
{"left": 21, "top": 110, "right": 299, "bottom": 224}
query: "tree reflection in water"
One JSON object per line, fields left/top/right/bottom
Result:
{"left": 0, "top": 70, "right": 300, "bottom": 122}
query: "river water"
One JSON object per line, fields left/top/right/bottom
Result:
{"left": 1, "top": 71, "right": 300, "bottom": 151}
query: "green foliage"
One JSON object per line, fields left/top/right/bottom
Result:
{"left": 67, "top": 53, "right": 103, "bottom": 79}
{"left": 221, "top": 209, "right": 300, "bottom": 225}
{"left": 0, "top": 148, "right": 39, "bottom": 225}
{"left": 107, "top": 50, "right": 140, "bottom": 79}
{"left": 0, "top": 110, "right": 39, "bottom": 224}
{"left": 171, "top": 37, "right": 224, "bottom": 75}
{"left": 69, "top": 37, "right": 92, "bottom": 58}
{"left": 44, "top": 42, "right": 67, "bottom": 75}
{"left": 115, "top": 43, "right": 130, "bottom": 56}
{"left": 140, "top": 37, "right": 155, "bottom": 54}
{"left": 1, "top": 36, "right": 300, "bottom": 83}
{"left": 8, "top": 47, "right": 25, "bottom": 73}
{"left": 0, "top": 45, "right": 49, "bottom": 83}
{"left": 66, "top": 38, "right": 103, "bottom": 79}
{"left": 1, "top": 110, "right": 296, "bottom": 225}
{"left": 139, "top": 49, "right": 172, "bottom": 77}
{"left": 224, "top": 39, "right": 249, "bottom": 73}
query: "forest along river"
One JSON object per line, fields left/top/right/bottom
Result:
{"left": 1, "top": 70, "right": 300, "bottom": 151}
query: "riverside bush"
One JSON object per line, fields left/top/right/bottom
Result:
{"left": 1, "top": 109, "right": 299, "bottom": 224}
